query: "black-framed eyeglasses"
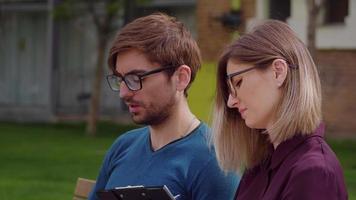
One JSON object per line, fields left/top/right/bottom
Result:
{"left": 226, "top": 66, "right": 258, "bottom": 98}
{"left": 106, "top": 66, "right": 177, "bottom": 92}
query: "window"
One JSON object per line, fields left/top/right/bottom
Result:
{"left": 324, "top": 0, "right": 348, "bottom": 24}
{"left": 269, "top": 0, "right": 291, "bottom": 22}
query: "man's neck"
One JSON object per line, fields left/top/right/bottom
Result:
{"left": 149, "top": 99, "right": 199, "bottom": 151}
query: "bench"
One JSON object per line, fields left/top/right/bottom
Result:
{"left": 73, "top": 177, "right": 96, "bottom": 200}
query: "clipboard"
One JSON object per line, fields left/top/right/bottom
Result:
{"left": 97, "top": 185, "right": 176, "bottom": 200}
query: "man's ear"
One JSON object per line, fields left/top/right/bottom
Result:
{"left": 271, "top": 59, "right": 288, "bottom": 87}
{"left": 174, "top": 65, "right": 191, "bottom": 92}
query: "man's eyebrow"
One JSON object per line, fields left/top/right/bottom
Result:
{"left": 126, "top": 69, "right": 147, "bottom": 75}
{"left": 114, "top": 69, "right": 147, "bottom": 76}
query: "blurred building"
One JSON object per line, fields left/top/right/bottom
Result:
{"left": 198, "top": 0, "right": 355, "bottom": 138}
{"left": 1, "top": 0, "right": 355, "bottom": 138}
{"left": 238, "top": 0, "right": 356, "bottom": 137}
{"left": 0, "top": 0, "right": 198, "bottom": 122}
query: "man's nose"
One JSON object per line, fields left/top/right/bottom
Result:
{"left": 119, "top": 82, "right": 134, "bottom": 99}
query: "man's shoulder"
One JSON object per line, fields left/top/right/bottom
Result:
{"left": 189, "top": 121, "right": 209, "bottom": 136}
{"left": 111, "top": 126, "right": 148, "bottom": 148}
{"left": 179, "top": 123, "right": 216, "bottom": 160}
{"left": 187, "top": 122, "right": 211, "bottom": 145}
{"left": 119, "top": 126, "right": 148, "bottom": 139}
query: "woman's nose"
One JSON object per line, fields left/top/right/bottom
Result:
{"left": 227, "top": 94, "right": 239, "bottom": 108}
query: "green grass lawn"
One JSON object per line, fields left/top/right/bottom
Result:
{"left": 0, "top": 122, "right": 137, "bottom": 200}
{"left": 327, "top": 139, "right": 356, "bottom": 199}
{"left": 0, "top": 122, "right": 355, "bottom": 200}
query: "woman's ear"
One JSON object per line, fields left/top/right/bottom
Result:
{"left": 271, "top": 59, "right": 288, "bottom": 87}
{"left": 174, "top": 65, "right": 191, "bottom": 92}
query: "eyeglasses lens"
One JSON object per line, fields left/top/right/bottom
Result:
{"left": 124, "top": 74, "right": 141, "bottom": 91}
{"left": 227, "top": 80, "right": 236, "bottom": 98}
{"left": 108, "top": 75, "right": 121, "bottom": 91}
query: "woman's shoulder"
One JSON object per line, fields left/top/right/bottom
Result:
{"left": 290, "top": 136, "right": 344, "bottom": 181}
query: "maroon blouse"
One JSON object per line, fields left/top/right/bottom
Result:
{"left": 235, "top": 124, "right": 348, "bottom": 200}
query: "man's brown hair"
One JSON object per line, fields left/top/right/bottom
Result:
{"left": 108, "top": 13, "right": 202, "bottom": 96}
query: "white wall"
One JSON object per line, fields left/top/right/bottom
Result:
{"left": 247, "top": 0, "right": 356, "bottom": 49}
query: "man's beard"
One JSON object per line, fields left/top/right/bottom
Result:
{"left": 131, "top": 95, "right": 176, "bottom": 126}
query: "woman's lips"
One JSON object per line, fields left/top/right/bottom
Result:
{"left": 239, "top": 108, "right": 247, "bottom": 118}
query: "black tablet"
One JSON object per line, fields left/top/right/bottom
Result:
{"left": 97, "top": 185, "right": 175, "bottom": 200}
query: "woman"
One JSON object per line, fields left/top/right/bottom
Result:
{"left": 212, "top": 20, "right": 347, "bottom": 199}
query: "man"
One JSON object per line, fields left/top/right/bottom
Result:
{"left": 88, "top": 13, "right": 238, "bottom": 200}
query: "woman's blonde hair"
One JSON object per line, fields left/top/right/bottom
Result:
{"left": 212, "top": 20, "right": 322, "bottom": 173}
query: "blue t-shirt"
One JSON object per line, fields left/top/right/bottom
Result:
{"left": 89, "top": 123, "right": 239, "bottom": 200}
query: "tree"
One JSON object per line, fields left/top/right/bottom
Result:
{"left": 55, "top": 0, "right": 150, "bottom": 136}
{"left": 306, "top": 0, "right": 324, "bottom": 60}
{"left": 85, "top": 0, "right": 123, "bottom": 136}
{"left": 86, "top": 0, "right": 149, "bottom": 136}
{"left": 54, "top": 0, "right": 123, "bottom": 136}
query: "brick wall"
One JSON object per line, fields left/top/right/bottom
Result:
{"left": 196, "top": 0, "right": 356, "bottom": 138}
{"left": 239, "top": 0, "right": 256, "bottom": 30}
{"left": 317, "top": 50, "right": 356, "bottom": 138}
{"left": 196, "top": 0, "right": 233, "bottom": 61}
{"left": 196, "top": 0, "right": 256, "bottom": 61}
{"left": 241, "top": 0, "right": 256, "bottom": 19}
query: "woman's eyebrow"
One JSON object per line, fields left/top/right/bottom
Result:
{"left": 231, "top": 76, "right": 242, "bottom": 83}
